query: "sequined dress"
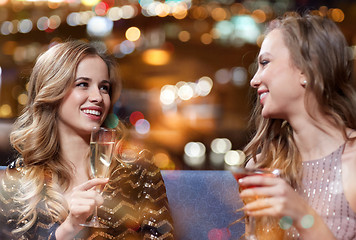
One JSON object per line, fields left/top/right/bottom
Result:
{"left": 0, "top": 153, "right": 174, "bottom": 240}
{"left": 286, "top": 144, "right": 356, "bottom": 239}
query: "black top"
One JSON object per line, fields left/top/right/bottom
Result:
{"left": 0, "top": 152, "right": 174, "bottom": 239}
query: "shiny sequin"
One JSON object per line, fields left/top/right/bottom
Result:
{"left": 286, "top": 144, "right": 356, "bottom": 239}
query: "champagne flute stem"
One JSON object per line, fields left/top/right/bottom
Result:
{"left": 92, "top": 206, "right": 99, "bottom": 227}
{"left": 247, "top": 216, "right": 257, "bottom": 240}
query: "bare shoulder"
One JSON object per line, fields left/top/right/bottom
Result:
{"left": 342, "top": 130, "right": 356, "bottom": 212}
{"left": 245, "top": 154, "right": 260, "bottom": 168}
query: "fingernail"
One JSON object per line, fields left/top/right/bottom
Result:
{"left": 238, "top": 178, "right": 244, "bottom": 183}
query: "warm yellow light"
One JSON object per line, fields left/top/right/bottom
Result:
{"left": 125, "top": 27, "right": 141, "bottom": 42}
{"left": 330, "top": 8, "right": 344, "bottom": 22}
{"left": 172, "top": 4, "right": 187, "bottom": 19}
{"left": 153, "top": 152, "right": 170, "bottom": 169}
{"left": 48, "top": 1, "right": 60, "bottom": 9}
{"left": 178, "top": 31, "right": 190, "bottom": 42}
{"left": 0, "top": 104, "right": 12, "bottom": 117}
{"left": 252, "top": 9, "right": 266, "bottom": 23}
{"left": 191, "top": 6, "right": 209, "bottom": 20}
{"left": 18, "top": 93, "right": 28, "bottom": 105}
{"left": 211, "top": 7, "right": 227, "bottom": 21}
{"left": 142, "top": 49, "right": 171, "bottom": 66}
{"left": 81, "top": 0, "right": 100, "bottom": 7}
{"left": 201, "top": 33, "right": 212, "bottom": 45}
{"left": 156, "top": 3, "right": 170, "bottom": 17}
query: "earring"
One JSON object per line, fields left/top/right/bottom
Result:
{"left": 302, "top": 80, "right": 307, "bottom": 86}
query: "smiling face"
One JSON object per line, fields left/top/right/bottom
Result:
{"left": 57, "top": 55, "right": 111, "bottom": 137}
{"left": 250, "top": 29, "right": 307, "bottom": 120}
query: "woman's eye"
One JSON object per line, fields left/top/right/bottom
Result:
{"left": 76, "top": 82, "right": 88, "bottom": 87}
{"left": 260, "top": 60, "right": 269, "bottom": 66}
{"left": 100, "top": 85, "right": 110, "bottom": 93}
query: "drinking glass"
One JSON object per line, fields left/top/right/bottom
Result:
{"left": 229, "top": 166, "right": 280, "bottom": 240}
{"left": 80, "top": 127, "right": 117, "bottom": 228}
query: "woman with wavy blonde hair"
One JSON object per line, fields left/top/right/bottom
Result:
{"left": 0, "top": 41, "right": 174, "bottom": 239}
{"left": 238, "top": 13, "right": 356, "bottom": 239}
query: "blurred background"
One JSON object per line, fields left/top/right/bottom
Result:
{"left": 0, "top": 0, "right": 355, "bottom": 170}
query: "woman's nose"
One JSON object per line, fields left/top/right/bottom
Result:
{"left": 250, "top": 75, "right": 261, "bottom": 88}
{"left": 89, "top": 88, "right": 103, "bottom": 103}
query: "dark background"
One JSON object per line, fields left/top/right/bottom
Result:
{"left": 0, "top": 0, "right": 355, "bottom": 169}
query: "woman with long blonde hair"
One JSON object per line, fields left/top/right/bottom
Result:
{"left": 0, "top": 40, "right": 174, "bottom": 239}
{"left": 239, "top": 13, "right": 356, "bottom": 239}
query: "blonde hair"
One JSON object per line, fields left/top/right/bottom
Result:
{"left": 244, "top": 13, "right": 356, "bottom": 188}
{"left": 9, "top": 40, "right": 121, "bottom": 234}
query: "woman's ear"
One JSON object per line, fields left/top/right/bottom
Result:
{"left": 299, "top": 72, "right": 307, "bottom": 87}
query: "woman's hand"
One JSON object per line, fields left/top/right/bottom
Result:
{"left": 238, "top": 175, "right": 336, "bottom": 239}
{"left": 55, "top": 178, "right": 109, "bottom": 240}
{"left": 239, "top": 175, "right": 308, "bottom": 222}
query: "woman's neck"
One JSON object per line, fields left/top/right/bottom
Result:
{"left": 58, "top": 128, "right": 91, "bottom": 186}
{"left": 290, "top": 116, "right": 345, "bottom": 161}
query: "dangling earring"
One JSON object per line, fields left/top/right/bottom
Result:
{"left": 302, "top": 80, "right": 307, "bottom": 87}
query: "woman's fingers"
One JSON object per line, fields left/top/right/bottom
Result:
{"left": 238, "top": 175, "right": 279, "bottom": 187}
{"left": 74, "top": 178, "right": 109, "bottom": 191}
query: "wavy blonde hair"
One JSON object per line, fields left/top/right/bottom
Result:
{"left": 9, "top": 40, "right": 121, "bottom": 234}
{"left": 244, "top": 13, "right": 356, "bottom": 188}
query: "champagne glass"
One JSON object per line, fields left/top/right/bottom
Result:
{"left": 80, "top": 127, "right": 117, "bottom": 228}
{"left": 229, "top": 166, "right": 280, "bottom": 240}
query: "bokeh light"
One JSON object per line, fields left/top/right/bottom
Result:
{"left": 104, "top": 113, "right": 119, "bottom": 128}
{"left": 184, "top": 142, "right": 205, "bottom": 158}
{"left": 196, "top": 76, "right": 213, "bottom": 96}
{"left": 135, "top": 119, "right": 150, "bottom": 135}
{"left": 160, "top": 85, "right": 177, "bottom": 105}
{"left": 211, "top": 7, "right": 228, "bottom": 21}
{"left": 120, "top": 40, "right": 136, "bottom": 55}
{"left": 172, "top": 3, "right": 188, "bottom": 19}
{"left": 0, "top": 104, "right": 12, "bottom": 117}
{"left": 330, "top": 8, "right": 344, "bottom": 22}
{"left": 191, "top": 6, "right": 209, "bottom": 20}
{"left": 17, "top": 93, "right": 28, "bottom": 105}
{"left": 224, "top": 150, "right": 245, "bottom": 166}
{"left": 67, "top": 12, "right": 80, "bottom": 26}
{"left": 48, "top": 15, "right": 61, "bottom": 29}
{"left": 125, "top": 27, "right": 141, "bottom": 42}
{"left": 1, "top": 21, "right": 13, "bottom": 35}
{"left": 178, "top": 30, "right": 190, "bottom": 42}
{"left": 95, "top": 2, "right": 109, "bottom": 16}
{"left": 18, "top": 19, "right": 33, "bottom": 33}
{"left": 215, "top": 68, "right": 231, "bottom": 84}
{"left": 107, "top": 7, "right": 123, "bottom": 21}
{"left": 279, "top": 216, "right": 293, "bottom": 230}
{"left": 81, "top": 0, "right": 100, "bottom": 7}
{"left": 177, "top": 83, "right": 194, "bottom": 100}
{"left": 130, "top": 111, "right": 144, "bottom": 125}
{"left": 301, "top": 215, "right": 314, "bottom": 229}
{"left": 184, "top": 142, "right": 206, "bottom": 167}
{"left": 121, "top": 5, "right": 137, "bottom": 19}
{"left": 252, "top": 9, "right": 267, "bottom": 23}
{"left": 211, "top": 138, "right": 232, "bottom": 154}
{"left": 156, "top": 3, "right": 170, "bottom": 17}
{"left": 201, "top": 33, "right": 213, "bottom": 45}
{"left": 153, "top": 152, "right": 175, "bottom": 169}
{"left": 87, "top": 16, "right": 113, "bottom": 37}
{"left": 37, "top": 16, "right": 49, "bottom": 31}
{"left": 231, "top": 67, "right": 247, "bottom": 86}
{"left": 142, "top": 49, "right": 171, "bottom": 65}
{"left": 208, "top": 227, "right": 231, "bottom": 240}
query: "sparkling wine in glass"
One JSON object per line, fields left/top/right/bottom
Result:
{"left": 230, "top": 166, "right": 280, "bottom": 240}
{"left": 80, "top": 127, "right": 116, "bottom": 228}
